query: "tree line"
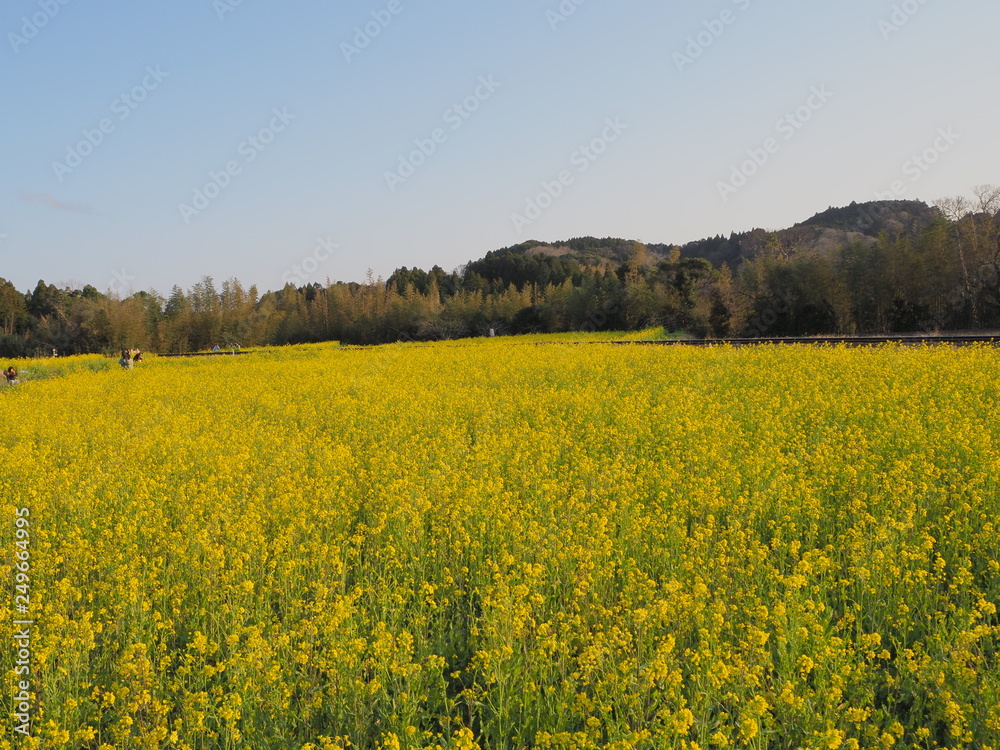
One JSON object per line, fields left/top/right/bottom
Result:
{"left": 1, "top": 191, "right": 998, "bottom": 356}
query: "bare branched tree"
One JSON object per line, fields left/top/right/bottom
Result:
{"left": 934, "top": 195, "right": 971, "bottom": 222}
{"left": 934, "top": 195, "right": 973, "bottom": 311}
{"left": 972, "top": 184, "right": 1000, "bottom": 215}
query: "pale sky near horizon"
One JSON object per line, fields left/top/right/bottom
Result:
{"left": 1, "top": 0, "right": 997, "bottom": 296}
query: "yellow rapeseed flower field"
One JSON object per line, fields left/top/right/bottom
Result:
{"left": 1, "top": 340, "right": 998, "bottom": 749}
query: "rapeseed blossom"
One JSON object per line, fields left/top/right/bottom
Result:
{"left": 0, "top": 341, "right": 997, "bottom": 748}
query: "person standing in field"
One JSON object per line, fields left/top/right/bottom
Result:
{"left": 120, "top": 350, "right": 132, "bottom": 370}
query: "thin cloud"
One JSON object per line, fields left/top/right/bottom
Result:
{"left": 20, "top": 192, "right": 96, "bottom": 214}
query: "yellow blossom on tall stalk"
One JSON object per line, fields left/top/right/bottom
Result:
{"left": 0, "top": 340, "right": 998, "bottom": 747}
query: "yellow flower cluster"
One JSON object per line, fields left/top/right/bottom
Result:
{"left": 0, "top": 341, "right": 998, "bottom": 748}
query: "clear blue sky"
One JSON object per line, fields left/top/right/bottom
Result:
{"left": 1, "top": 0, "right": 997, "bottom": 295}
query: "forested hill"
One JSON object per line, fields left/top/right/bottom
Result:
{"left": 440, "top": 200, "right": 942, "bottom": 286}
{"left": 652, "top": 199, "right": 941, "bottom": 270}
{"left": 2, "top": 193, "right": 999, "bottom": 355}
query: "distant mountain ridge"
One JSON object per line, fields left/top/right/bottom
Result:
{"left": 481, "top": 199, "right": 942, "bottom": 272}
